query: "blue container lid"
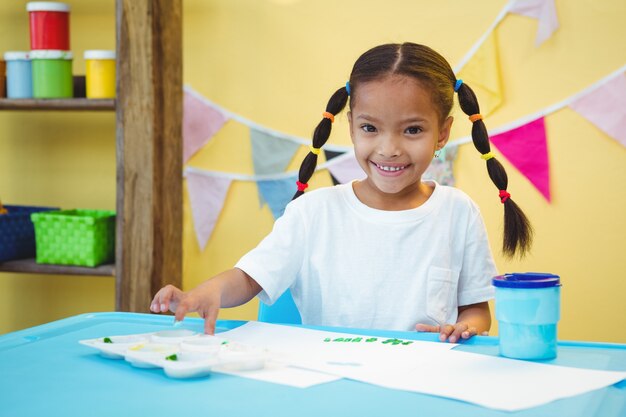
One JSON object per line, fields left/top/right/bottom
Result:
{"left": 493, "top": 272, "right": 560, "bottom": 288}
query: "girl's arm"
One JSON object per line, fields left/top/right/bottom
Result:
{"left": 150, "top": 268, "right": 262, "bottom": 334}
{"left": 415, "top": 301, "right": 491, "bottom": 342}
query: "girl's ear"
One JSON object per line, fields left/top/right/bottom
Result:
{"left": 347, "top": 111, "right": 355, "bottom": 144}
{"left": 437, "top": 116, "right": 453, "bottom": 150}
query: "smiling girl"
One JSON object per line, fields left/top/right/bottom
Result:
{"left": 151, "top": 43, "right": 533, "bottom": 342}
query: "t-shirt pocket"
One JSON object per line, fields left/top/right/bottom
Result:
{"left": 426, "top": 266, "right": 459, "bottom": 325}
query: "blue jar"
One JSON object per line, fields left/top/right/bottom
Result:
{"left": 4, "top": 51, "right": 33, "bottom": 98}
{"left": 493, "top": 273, "right": 561, "bottom": 360}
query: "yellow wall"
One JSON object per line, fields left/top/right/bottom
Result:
{"left": 1, "top": 0, "right": 625, "bottom": 343}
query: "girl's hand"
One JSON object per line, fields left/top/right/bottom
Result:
{"left": 150, "top": 283, "right": 221, "bottom": 335}
{"left": 150, "top": 284, "right": 184, "bottom": 315}
{"left": 415, "top": 322, "right": 486, "bottom": 343}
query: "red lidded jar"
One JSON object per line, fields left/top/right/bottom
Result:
{"left": 27, "top": 2, "right": 71, "bottom": 50}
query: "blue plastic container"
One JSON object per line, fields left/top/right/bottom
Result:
{"left": 4, "top": 52, "right": 33, "bottom": 98}
{"left": 493, "top": 272, "right": 561, "bottom": 360}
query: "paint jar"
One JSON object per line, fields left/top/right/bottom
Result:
{"left": 84, "top": 50, "right": 116, "bottom": 98}
{"left": 27, "top": 2, "right": 71, "bottom": 50}
{"left": 4, "top": 52, "right": 33, "bottom": 99}
{"left": 0, "top": 59, "right": 6, "bottom": 98}
{"left": 493, "top": 272, "right": 561, "bottom": 360}
{"left": 30, "top": 50, "right": 73, "bottom": 98}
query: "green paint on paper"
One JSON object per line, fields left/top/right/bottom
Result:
{"left": 382, "top": 338, "right": 405, "bottom": 345}
{"left": 322, "top": 336, "right": 411, "bottom": 345}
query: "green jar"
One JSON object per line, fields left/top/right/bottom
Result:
{"left": 30, "top": 50, "right": 73, "bottom": 98}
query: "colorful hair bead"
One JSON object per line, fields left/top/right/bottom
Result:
{"left": 481, "top": 151, "right": 495, "bottom": 161}
{"left": 309, "top": 146, "right": 321, "bottom": 155}
{"left": 469, "top": 114, "right": 483, "bottom": 123}
{"left": 499, "top": 190, "right": 511, "bottom": 203}
{"left": 322, "top": 111, "right": 335, "bottom": 123}
{"left": 296, "top": 181, "right": 309, "bottom": 192}
{"left": 454, "top": 79, "right": 463, "bottom": 92}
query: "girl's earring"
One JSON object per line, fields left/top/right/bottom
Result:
{"left": 434, "top": 150, "right": 441, "bottom": 158}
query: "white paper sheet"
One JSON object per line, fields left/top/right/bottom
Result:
{"left": 220, "top": 321, "right": 456, "bottom": 356}
{"left": 215, "top": 361, "right": 340, "bottom": 388}
{"left": 220, "top": 322, "right": 626, "bottom": 411}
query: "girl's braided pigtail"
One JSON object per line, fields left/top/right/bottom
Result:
{"left": 455, "top": 80, "right": 533, "bottom": 258}
{"left": 292, "top": 86, "right": 350, "bottom": 200}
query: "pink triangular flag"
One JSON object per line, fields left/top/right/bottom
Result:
{"left": 186, "top": 172, "right": 232, "bottom": 250}
{"left": 510, "top": 0, "right": 559, "bottom": 46}
{"left": 327, "top": 154, "right": 366, "bottom": 184}
{"left": 183, "top": 90, "right": 229, "bottom": 163}
{"left": 490, "top": 117, "right": 551, "bottom": 202}
{"left": 569, "top": 74, "right": 626, "bottom": 148}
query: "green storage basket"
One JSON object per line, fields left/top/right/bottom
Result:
{"left": 31, "top": 209, "right": 116, "bottom": 267}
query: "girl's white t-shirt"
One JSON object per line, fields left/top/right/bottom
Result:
{"left": 235, "top": 181, "right": 497, "bottom": 331}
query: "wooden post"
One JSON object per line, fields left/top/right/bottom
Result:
{"left": 115, "top": 0, "right": 182, "bottom": 311}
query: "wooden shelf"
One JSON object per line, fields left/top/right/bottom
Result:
{"left": 0, "top": 98, "right": 115, "bottom": 111}
{"left": 0, "top": 258, "right": 115, "bottom": 277}
{"left": 0, "top": 0, "right": 182, "bottom": 311}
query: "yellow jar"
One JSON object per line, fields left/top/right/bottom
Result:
{"left": 84, "top": 50, "right": 115, "bottom": 98}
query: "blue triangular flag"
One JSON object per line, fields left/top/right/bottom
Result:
{"left": 257, "top": 175, "right": 298, "bottom": 219}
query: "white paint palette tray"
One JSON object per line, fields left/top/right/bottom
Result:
{"left": 79, "top": 329, "right": 268, "bottom": 379}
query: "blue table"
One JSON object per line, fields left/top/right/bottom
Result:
{"left": 1, "top": 312, "right": 624, "bottom": 417}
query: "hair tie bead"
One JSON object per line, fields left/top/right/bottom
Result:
{"left": 469, "top": 114, "right": 483, "bottom": 123}
{"left": 499, "top": 190, "right": 511, "bottom": 203}
{"left": 296, "top": 181, "right": 309, "bottom": 192}
{"left": 345, "top": 81, "right": 351, "bottom": 96}
{"left": 322, "top": 111, "right": 335, "bottom": 123}
{"left": 481, "top": 151, "right": 495, "bottom": 161}
{"left": 454, "top": 79, "right": 463, "bottom": 92}
{"left": 309, "top": 146, "right": 321, "bottom": 155}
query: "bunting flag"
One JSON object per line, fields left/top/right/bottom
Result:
{"left": 324, "top": 150, "right": 347, "bottom": 185}
{"left": 182, "top": 65, "right": 626, "bottom": 247}
{"left": 251, "top": 128, "right": 301, "bottom": 206}
{"left": 423, "top": 146, "right": 459, "bottom": 186}
{"left": 457, "top": 33, "right": 503, "bottom": 117}
{"left": 453, "top": 1, "right": 514, "bottom": 73}
{"left": 257, "top": 175, "right": 299, "bottom": 219}
{"left": 489, "top": 117, "right": 551, "bottom": 202}
{"left": 183, "top": 86, "right": 351, "bottom": 153}
{"left": 186, "top": 171, "right": 233, "bottom": 250}
{"left": 326, "top": 153, "right": 366, "bottom": 184}
{"left": 569, "top": 73, "right": 626, "bottom": 148}
{"left": 183, "top": 89, "right": 229, "bottom": 163}
{"left": 250, "top": 128, "right": 301, "bottom": 175}
{"left": 453, "top": 0, "right": 558, "bottom": 73}
{"left": 510, "top": 0, "right": 559, "bottom": 46}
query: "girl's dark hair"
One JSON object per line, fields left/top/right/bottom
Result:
{"left": 293, "top": 42, "right": 533, "bottom": 258}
